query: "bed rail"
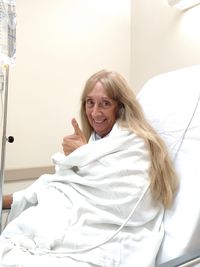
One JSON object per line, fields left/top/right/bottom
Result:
{"left": 158, "top": 249, "right": 200, "bottom": 267}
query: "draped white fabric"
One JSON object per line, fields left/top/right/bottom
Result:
{"left": 0, "top": 123, "right": 164, "bottom": 267}
{"left": 137, "top": 64, "right": 200, "bottom": 264}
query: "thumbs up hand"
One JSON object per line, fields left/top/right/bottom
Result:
{"left": 62, "top": 118, "right": 87, "bottom": 156}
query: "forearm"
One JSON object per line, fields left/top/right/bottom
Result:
{"left": 3, "top": 194, "right": 13, "bottom": 209}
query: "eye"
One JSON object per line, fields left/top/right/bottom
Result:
{"left": 85, "top": 98, "right": 94, "bottom": 108}
{"left": 101, "top": 100, "right": 112, "bottom": 108}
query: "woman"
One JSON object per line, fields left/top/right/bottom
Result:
{"left": 63, "top": 69, "right": 178, "bottom": 208}
{"left": 1, "top": 70, "right": 178, "bottom": 267}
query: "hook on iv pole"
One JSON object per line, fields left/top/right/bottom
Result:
{"left": 7, "top": 136, "right": 14, "bottom": 143}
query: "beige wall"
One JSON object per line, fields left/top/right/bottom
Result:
{"left": 2, "top": 0, "right": 200, "bottom": 194}
{"left": 131, "top": 0, "right": 200, "bottom": 93}
{"left": 1, "top": 0, "right": 131, "bottom": 194}
{"left": 4, "top": 0, "right": 131, "bottom": 170}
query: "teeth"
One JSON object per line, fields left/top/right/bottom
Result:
{"left": 94, "top": 119, "right": 104, "bottom": 123}
{"left": 94, "top": 121, "right": 103, "bottom": 124}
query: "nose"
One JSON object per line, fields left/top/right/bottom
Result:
{"left": 91, "top": 103, "right": 102, "bottom": 116}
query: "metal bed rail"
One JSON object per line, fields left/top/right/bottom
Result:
{"left": 158, "top": 249, "right": 200, "bottom": 267}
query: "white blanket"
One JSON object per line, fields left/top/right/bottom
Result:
{"left": 0, "top": 123, "right": 164, "bottom": 267}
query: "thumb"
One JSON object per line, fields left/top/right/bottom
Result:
{"left": 71, "top": 118, "right": 83, "bottom": 136}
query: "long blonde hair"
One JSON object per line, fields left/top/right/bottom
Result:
{"left": 80, "top": 70, "right": 178, "bottom": 208}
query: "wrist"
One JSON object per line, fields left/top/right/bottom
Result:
{"left": 3, "top": 194, "right": 13, "bottom": 209}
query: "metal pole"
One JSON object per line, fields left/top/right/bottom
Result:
{"left": 0, "top": 64, "right": 9, "bottom": 232}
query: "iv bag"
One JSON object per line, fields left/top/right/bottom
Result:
{"left": 0, "top": 0, "right": 16, "bottom": 65}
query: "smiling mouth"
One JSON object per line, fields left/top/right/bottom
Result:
{"left": 93, "top": 119, "right": 106, "bottom": 124}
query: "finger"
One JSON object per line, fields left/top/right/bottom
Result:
{"left": 71, "top": 118, "right": 83, "bottom": 136}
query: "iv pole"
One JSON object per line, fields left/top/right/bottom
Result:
{"left": 0, "top": 0, "right": 16, "bottom": 232}
{"left": 0, "top": 64, "right": 13, "bottom": 232}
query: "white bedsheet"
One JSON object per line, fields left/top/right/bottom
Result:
{"left": 137, "top": 64, "right": 200, "bottom": 264}
{"left": 0, "top": 123, "right": 164, "bottom": 267}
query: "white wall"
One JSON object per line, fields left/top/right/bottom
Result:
{"left": 131, "top": 0, "right": 200, "bottom": 92}
{"left": 3, "top": 0, "right": 131, "bottom": 170}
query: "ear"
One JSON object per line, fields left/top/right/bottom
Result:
{"left": 117, "top": 103, "right": 125, "bottom": 118}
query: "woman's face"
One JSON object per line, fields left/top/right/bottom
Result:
{"left": 85, "top": 82, "right": 118, "bottom": 137}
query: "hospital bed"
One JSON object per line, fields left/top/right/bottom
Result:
{"left": 137, "top": 64, "right": 200, "bottom": 267}
{"left": 1, "top": 65, "right": 200, "bottom": 267}
{"left": 158, "top": 250, "right": 200, "bottom": 267}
